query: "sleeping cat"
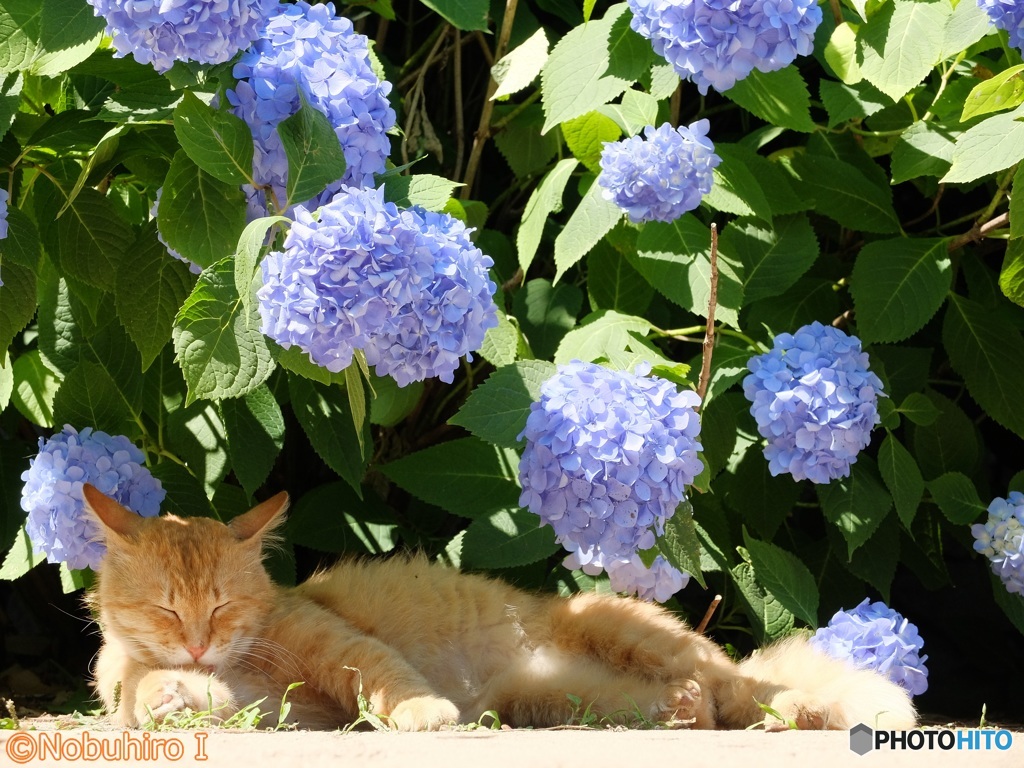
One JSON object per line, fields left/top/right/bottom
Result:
{"left": 82, "top": 484, "right": 917, "bottom": 731}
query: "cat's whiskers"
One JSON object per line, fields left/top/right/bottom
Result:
{"left": 227, "top": 637, "right": 306, "bottom": 681}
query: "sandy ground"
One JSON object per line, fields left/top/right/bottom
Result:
{"left": 1, "top": 725, "right": 1022, "bottom": 768}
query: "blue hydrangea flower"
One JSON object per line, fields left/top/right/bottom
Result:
{"left": 605, "top": 553, "right": 690, "bottom": 603}
{"left": 627, "top": 0, "right": 823, "bottom": 94}
{"left": 810, "top": 599, "right": 929, "bottom": 696}
{"left": 972, "top": 492, "right": 1024, "bottom": 595}
{"left": 364, "top": 208, "right": 498, "bottom": 387}
{"left": 257, "top": 185, "right": 432, "bottom": 373}
{"left": 227, "top": 1, "right": 396, "bottom": 213}
{"left": 597, "top": 121, "right": 720, "bottom": 224}
{"left": 152, "top": 189, "right": 202, "bottom": 275}
{"left": 20, "top": 425, "right": 165, "bottom": 571}
{"left": 0, "top": 188, "right": 8, "bottom": 288}
{"left": 85, "top": 0, "right": 276, "bottom": 74}
{"left": 742, "top": 322, "right": 884, "bottom": 484}
{"left": 978, "top": 0, "right": 1024, "bottom": 53}
{"left": 518, "top": 361, "right": 704, "bottom": 570}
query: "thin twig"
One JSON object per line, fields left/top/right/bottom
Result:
{"left": 473, "top": 30, "right": 495, "bottom": 66}
{"left": 375, "top": 17, "right": 389, "bottom": 49}
{"left": 947, "top": 211, "right": 1010, "bottom": 251}
{"left": 695, "top": 595, "right": 723, "bottom": 635}
{"left": 695, "top": 223, "right": 719, "bottom": 410}
{"left": 828, "top": 0, "right": 843, "bottom": 25}
{"left": 453, "top": 29, "right": 465, "bottom": 183}
{"left": 401, "top": 27, "right": 450, "bottom": 166}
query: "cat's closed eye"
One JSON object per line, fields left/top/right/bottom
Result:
{"left": 154, "top": 606, "right": 179, "bottom": 621}
{"left": 212, "top": 602, "right": 232, "bottom": 617}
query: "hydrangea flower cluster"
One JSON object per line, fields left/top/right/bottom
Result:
{"left": 85, "top": 0, "right": 276, "bottom": 74}
{"left": 627, "top": 0, "right": 823, "bottom": 94}
{"left": 151, "top": 189, "right": 201, "bottom": 275}
{"left": 20, "top": 426, "right": 165, "bottom": 571}
{"left": 810, "top": 599, "right": 929, "bottom": 696}
{"left": 518, "top": 361, "right": 703, "bottom": 599}
{"left": 971, "top": 492, "right": 1024, "bottom": 595}
{"left": 0, "top": 188, "right": 8, "bottom": 288}
{"left": 364, "top": 208, "right": 498, "bottom": 386}
{"left": 978, "top": 0, "right": 1024, "bottom": 53}
{"left": 742, "top": 322, "right": 884, "bottom": 484}
{"left": 597, "top": 121, "right": 720, "bottom": 224}
{"left": 605, "top": 554, "right": 690, "bottom": 602}
{"left": 227, "top": 1, "right": 396, "bottom": 212}
{"left": 258, "top": 186, "right": 498, "bottom": 384}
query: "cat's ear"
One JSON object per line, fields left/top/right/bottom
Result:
{"left": 228, "top": 492, "right": 290, "bottom": 542}
{"left": 83, "top": 483, "right": 145, "bottom": 539}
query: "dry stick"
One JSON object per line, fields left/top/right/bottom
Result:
{"left": 695, "top": 594, "right": 723, "bottom": 635}
{"left": 453, "top": 29, "right": 466, "bottom": 183}
{"left": 947, "top": 211, "right": 1010, "bottom": 252}
{"left": 695, "top": 223, "right": 720, "bottom": 410}
{"left": 461, "top": 0, "right": 520, "bottom": 198}
{"left": 401, "top": 27, "right": 450, "bottom": 166}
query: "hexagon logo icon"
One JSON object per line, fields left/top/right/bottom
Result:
{"left": 850, "top": 723, "right": 874, "bottom": 756}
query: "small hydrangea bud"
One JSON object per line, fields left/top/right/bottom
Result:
{"left": 978, "top": 0, "right": 1024, "bottom": 53}
{"left": 742, "top": 322, "right": 885, "bottom": 484}
{"left": 597, "top": 121, "right": 720, "bottom": 224}
{"left": 21, "top": 425, "right": 165, "bottom": 570}
{"left": 810, "top": 599, "right": 929, "bottom": 696}
{"left": 972, "top": 492, "right": 1024, "bottom": 594}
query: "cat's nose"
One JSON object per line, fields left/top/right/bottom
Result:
{"left": 186, "top": 645, "right": 208, "bottom": 661}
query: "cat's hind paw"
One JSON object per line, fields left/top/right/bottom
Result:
{"left": 651, "top": 679, "right": 715, "bottom": 729}
{"left": 763, "top": 690, "right": 830, "bottom": 732}
{"left": 389, "top": 695, "right": 460, "bottom": 731}
{"left": 133, "top": 670, "right": 233, "bottom": 726}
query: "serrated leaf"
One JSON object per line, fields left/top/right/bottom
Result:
{"left": 562, "top": 111, "right": 620, "bottom": 172}
{"left": 271, "top": 341, "right": 346, "bottom": 386}
{"left": 517, "top": 158, "right": 577, "bottom": 272}
{"left": 11, "top": 351, "right": 59, "bottom": 427}
{"left": 724, "top": 68, "right": 815, "bottom": 133}
{"left": 877, "top": 434, "right": 924, "bottom": 528}
{"left": 172, "top": 259, "right": 275, "bottom": 405}
{"left": 730, "top": 561, "right": 795, "bottom": 643}
{"left": 553, "top": 309, "right": 651, "bottom": 364}
{"left": 462, "top": 508, "right": 559, "bottom": 569}
{"left": 288, "top": 375, "right": 370, "bottom": 498}
{"left": 716, "top": 144, "right": 809, "bottom": 216}
{"left": 151, "top": 442, "right": 219, "bottom": 513}
{"left": 890, "top": 120, "right": 956, "bottom": 183}
{"left": 719, "top": 214, "right": 818, "bottom": 304}
{"left": 817, "top": 457, "right": 893, "bottom": 558}
{"left": 705, "top": 159, "right": 772, "bottom": 224}
{"left": 491, "top": 28, "right": 549, "bottom": 100}
{"left": 379, "top": 437, "right": 522, "bottom": 518}
{"left": 941, "top": 0, "right": 998, "bottom": 60}
{"left": 897, "top": 392, "right": 940, "bottom": 426}
{"left": 929, "top": 471, "right": 987, "bottom": 525}
{"left": 825, "top": 21, "right": 861, "bottom": 85}
{"left": 369, "top": 371, "right": 423, "bottom": 427}
{"left": 0, "top": 351, "right": 11, "bottom": 412}
{"left": 961, "top": 65, "right": 1024, "bottom": 123}
{"left": 159, "top": 151, "right": 246, "bottom": 269}
{"left": 382, "top": 174, "right": 461, "bottom": 211}
{"left": 597, "top": 89, "right": 659, "bottom": 137}
{"left": 418, "top": 0, "right": 488, "bottom": 30}
{"left": 493, "top": 104, "right": 561, "bottom": 179}
{"left": 656, "top": 502, "right": 706, "bottom": 589}
{"left": 115, "top": 223, "right": 196, "bottom": 371}
{"left": 1000, "top": 240, "right": 1024, "bottom": 308}
{"left": 220, "top": 384, "right": 284, "bottom": 499}
{"left": 0, "top": 526, "right": 45, "bottom": 581}
{"left": 0, "top": 259, "right": 36, "bottom": 355}
{"left": 0, "top": 202, "right": 40, "bottom": 269}
{"left": 820, "top": 79, "right": 890, "bottom": 128}
{"left": 1012, "top": 165, "right": 1024, "bottom": 240}
{"left": 512, "top": 278, "right": 583, "bottom": 360}
{"left": 278, "top": 95, "right": 347, "bottom": 207}
{"left": 857, "top": 0, "right": 950, "bottom": 102}
{"left": 480, "top": 309, "right": 519, "bottom": 368}
{"left": 586, "top": 239, "right": 653, "bottom": 315}
{"left": 851, "top": 237, "right": 951, "bottom": 344}
{"left": 912, "top": 389, "right": 978, "bottom": 479}
{"left": 742, "top": 529, "right": 819, "bottom": 628}
{"left": 942, "top": 106, "right": 1024, "bottom": 184}
{"left": 553, "top": 178, "right": 622, "bottom": 280}
{"left": 450, "top": 360, "right": 557, "bottom": 448}
{"left": 52, "top": 361, "right": 135, "bottom": 437}
{"left": 787, "top": 153, "right": 900, "bottom": 233}
{"left": 943, "top": 294, "right": 1024, "bottom": 440}
{"left": 235, "top": 215, "right": 289, "bottom": 314}
{"left": 747, "top": 278, "right": 841, "bottom": 339}
{"left": 173, "top": 91, "right": 255, "bottom": 185}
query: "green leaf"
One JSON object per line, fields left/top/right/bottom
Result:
{"left": 817, "top": 457, "right": 894, "bottom": 558}
{"left": 517, "top": 158, "right": 577, "bottom": 272}
{"left": 962, "top": 65, "right": 1024, "bottom": 123}
{"left": 493, "top": 105, "right": 562, "bottom": 180}
{"left": 941, "top": 0, "right": 994, "bottom": 59}
{"left": 147, "top": 462, "right": 214, "bottom": 518}
{"left": 512, "top": 278, "right": 583, "bottom": 360}
{"left": 369, "top": 372, "right": 423, "bottom": 427}
{"left": 742, "top": 529, "right": 819, "bottom": 628}
{"left": 787, "top": 153, "right": 900, "bottom": 233}
{"left": 235, "top": 215, "right": 290, "bottom": 314}
{"left": 382, "top": 174, "right": 461, "bottom": 212}
{"left": 877, "top": 434, "right": 924, "bottom": 528}
{"left": 159, "top": 151, "right": 247, "bottom": 269}
{"left": 716, "top": 144, "right": 809, "bottom": 216}
{"left": 553, "top": 309, "right": 651, "bottom": 364}
{"left": 288, "top": 375, "right": 370, "bottom": 498}
{"left": 165, "top": 402, "right": 231, "bottom": 497}
{"left": 221, "top": 384, "right": 284, "bottom": 499}
{"left": 418, "top": 0, "right": 488, "bottom": 30}
{"left": 942, "top": 106, "right": 1024, "bottom": 184}
{"left": 553, "top": 178, "right": 622, "bottom": 281}
{"left": 586, "top": 239, "right": 653, "bottom": 315}
{"left": 11, "top": 351, "right": 59, "bottom": 427}
{"left": 115, "top": 223, "right": 196, "bottom": 371}
{"left": 943, "top": 293, "right": 1024, "bottom": 440}
{"left": 450, "top": 360, "right": 557, "bottom": 448}
{"left": 850, "top": 237, "right": 952, "bottom": 344}
{"left": 929, "top": 472, "right": 987, "bottom": 525}
{"left": 540, "top": 4, "right": 632, "bottom": 133}
{"left": 172, "top": 259, "right": 275, "bottom": 405}
{"left": 480, "top": 309, "right": 519, "bottom": 368}
{"left": 597, "top": 89, "right": 659, "bottom": 137}
{"left": 0, "top": 526, "right": 45, "bottom": 581}
{"left": 724, "top": 68, "right": 815, "bottom": 133}
{"left": 824, "top": 21, "right": 861, "bottom": 85}
{"left": 379, "top": 437, "right": 521, "bottom": 518}
{"left": 839, "top": 513, "right": 899, "bottom": 602}
{"left": 705, "top": 159, "right": 773, "bottom": 224}
{"left": 52, "top": 361, "right": 136, "bottom": 437}
{"left": 271, "top": 342, "right": 345, "bottom": 386}
{"left": 561, "top": 111, "right": 621, "bottom": 172}
{"left": 632, "top": 215, "right": 744, "bottom": 328}
{"left": 278, "top": 95, "right": 347, "bottom": 207}
{"left": 461, "top": 508, "right": 559, "bottom": 569}
{"left": 897, "top": 392, "right": 940, "bottom": 426}
{"left": 1000, "top": 239, "right": 1024, "bottom": 308}
{"left": 0, "top": 205, "right": 40, "bottom": 269}
{"left": 1011, "top": 163, "right": 1024, "bottom": 240}
{"left": 911, "top": 390, "right": 978, "bottom": 479}
{"left": 0, "top": 352, "right": 10, "bottom": 413}
{"left": 0, "top": 259, "right": 36, "bottom": 355}
{"left": 857, "top": 0, "right": 950, "bottom": 102}
{"left": 730, "top": 561, "right": 795, "bottom": 643}
{"left": 287, "top": 482, "right": 396, "bottom": 555}
{"left": 746, "top": 277, "right": 841, "bottom": 338}
{"left": 820, "top": 79, "right": 890, "bottom": 128}
{"left": 0, "top": 0, "right": 102, "bottom": 78}
{"left": 718, "top": 445, "right": 801, "bottom": 541}
{"left": 654, "top": 502, "right": 706, "bottom": 589}
{"left": 890, "top": 120, "right": 957, "bottom": 183}
{"left": 719, "top": 214, "right": 818, "bottom": 304}
{"left": 173, "top": 91, "right": 255, "bottom": 186}
{"left": 491, "top": 28, "right": 549, "bottom": 100}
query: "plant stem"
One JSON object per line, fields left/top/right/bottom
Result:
{"left": 696, "top": 223, "right": 719, "bottom": 409}
{"left": 453, "top": 29, "right": 465, "bottom": 183}
{"left": 828, "top": 0, "right": 843, "bottom": 25}
{"left": 695, "top": 594, "right": 723, "bottom": 634}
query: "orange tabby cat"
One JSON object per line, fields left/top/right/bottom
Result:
{"left": 83, "top": 484, "right": 917, "bottom": 731}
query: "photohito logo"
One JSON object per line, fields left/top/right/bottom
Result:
{"left": 849, "top": 723, "right": 1014, "bottom": 755}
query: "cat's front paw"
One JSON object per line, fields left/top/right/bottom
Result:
{"left": 652, "top": 679, "right": 715, "bottom": 729}
{"left": 389, "top": 695, "right": 460, "bottom": 731}
{"left": 133, "top": 670, "right": 233, "bottom": 726}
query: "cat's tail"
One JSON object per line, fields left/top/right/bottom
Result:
{"left": 715, "top": 635, "right": 917, "bottom": 731}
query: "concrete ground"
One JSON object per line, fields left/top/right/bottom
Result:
{"left": 2, "top": 726, "right": 1022, "bottom": 768}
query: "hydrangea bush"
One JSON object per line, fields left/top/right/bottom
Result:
{"left": 3, "top": 0, "right": 1024, "bottom": 713}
